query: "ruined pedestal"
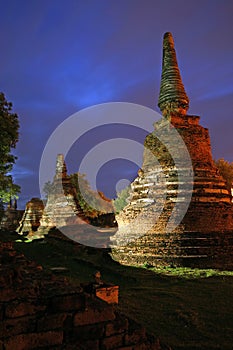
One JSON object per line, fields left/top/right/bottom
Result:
{"left": 16, "top": 198, "right": 44, "bottom": 235}
{"left": 0, "top": 200, "right": 23, "bottom": 232}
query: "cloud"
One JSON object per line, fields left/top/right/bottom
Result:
{"left": 10, "top": 165, "right": 35, "bottom": 181}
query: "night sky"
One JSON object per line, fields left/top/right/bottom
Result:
{"left": 1, "top": 0, "right": 233, "bottom": 209}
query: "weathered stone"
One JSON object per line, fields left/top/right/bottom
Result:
{"left": 49, "top": 293, "right": 85, "bottom": 312}
{"left": 125, "top": 325, "right": 146, "bottom": 345}
{"left": 105, "top": 313, "right": 128, "bottom": 337}
{"left": 74, "top": 298, "right": 115, "bottom": 326}
{"left": 0, "top": 267, "right": 14, "bottom": 288}
{"left": 16, "top": 198, "right": 44, "bottom": 235}
{"left": 111, "top": 32, "right": 233, "bottom": 270}
{"left": 70, "top": 323, "right": 104, "bottom": 341}
{"left": 95, "top": 285, "right": 119, "bottom": 305}
{"left": 0, "top": 315, "right": 36, "bottom": 337}
{"left": 0, "top": 202, "right": 23, "bottom": 231}
{"left": 73, "top": 339, "right": 99, "bottom": 350}
{"left": 37, "top": 312, "right": 69, "bottom": 331}
{"left": 38, "top": 154, "right": 87, "bottom": 235}
{"left": 4, "top": 331, "right": 63, "bottom": 350}
{"left": 5, "top": 300, "right": 46, "bottom": 318}
{"left": 101, "top": 333, "right": 124, "bottom": 350}
{"left": 158, "top": 32, "right": 189, "bottom": 117}
{"left": 0, "top": 244, "right": 169, "bottom": 350}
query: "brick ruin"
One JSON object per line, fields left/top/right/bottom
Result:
{"left": 0, "top": 200, "right": 23, "bottom": 232}
{"left": 1, "top": 33, "right": 232, "bottom": 269}
{"left": 37, "top": 154, "right": 87, "bottom": 235}
{"left": 13, "top": 154, "right": 116, "bottom": 243}
{"left": 111, "top": 32, "right": 233, "bottom": 269}
{"left": 0, "top": 242, "right": 169, "bottom": 350}
{"left": 16, "top": 198, "right": 44, "bottom": 237}
{"left": 0, "top": 154, "right": 86, "bottom": 238}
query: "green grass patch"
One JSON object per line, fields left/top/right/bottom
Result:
{"left": 145, "top": 265, "right": 233, "bottom": 279}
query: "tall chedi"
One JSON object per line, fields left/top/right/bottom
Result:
{"left": 111, "top": 32, "right": 233, "bottom": 269}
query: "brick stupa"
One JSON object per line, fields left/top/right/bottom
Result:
{"left": 17, "top": 198, "right": 44, "bottom": 235}
{"left": 111, "top": 33, "right": 233, "bottom": 269}
{"left": 38, "top": 154, "right": 86, "bottom": 234}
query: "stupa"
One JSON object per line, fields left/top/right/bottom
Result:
{"left": 111, "top": 33, "right": 233, "bottom": 269}
{"left": 37, "top": 154, "right": 86, "bottom": 234}
{"left": 17, "top": 198, "right": 44, "bottom": 235}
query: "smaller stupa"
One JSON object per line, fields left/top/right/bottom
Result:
{"left": 16, "top": 198, "right": 44, "bottom": 236}
{"left": 38, "top": 154, "right": 86, "bottom": 234}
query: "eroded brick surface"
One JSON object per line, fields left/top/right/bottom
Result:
{"left": 112, "top": 34, "right": 233, "bottom": 270}
{"left": 0, "top": 244, "right": 167, "bottom": 349}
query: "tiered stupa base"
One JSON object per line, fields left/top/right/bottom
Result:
{"left": 111, "top": 115, "right": 233, "bottom": 270}
{"left": 112, "top": 204, "right": 233, "bottom": 270}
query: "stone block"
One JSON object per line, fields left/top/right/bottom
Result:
{"left": 0, "top": 304, "right": 4, "bottom": 321}
{"left": 0, "top": 287, "right": 16, "bottom": 302}
{"left": 0, "top": 268, "right": 13, "bottom": 288}
{"left": 101, "top": 334, "right": 124, "bottom": 349}
{"left": 50, "top": 293, "right": 85, "bottom": 312}
{"left": 0, "top": 315, "right": 36, "bottom": 338}
{"left": 95, "top": 285, "right": 119, "bottom": 304}
{"left": 105, "top": 313, "right": 128, "bottom": 336}
{"left": 74, "top": 305, "right": 115, "bottom": 326}
{"left": 4, "top": 331, "right": 63, "bottom": 350}
{"left": 5, "top": 300, "right": 46, "bottom": 318}
{"left": 125, "top": 319, "right": 146, "bottom": 345}
{"left": 68, "top": 323, "right": 104, "bottom": 341}
{"left": 75, "top": 339, "right": 99, "bottom": 350}
{"left": 37, "top": 312, "right": 69, "bottom": 331}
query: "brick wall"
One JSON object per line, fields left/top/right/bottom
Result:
{"left": 0, "top": 243, "right": 170, "bottom": 350}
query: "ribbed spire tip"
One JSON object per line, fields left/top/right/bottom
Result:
{"left": 158, "top": 32, "right": 189, "bottom": 117}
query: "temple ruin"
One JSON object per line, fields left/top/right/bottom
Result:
{"left": 0, "top": 200, "right": 23, "bottom": 232}
{"left": 111, "top": 32, "right": 233, "bottom": 269}
{"left": 23, "top": 154, "right": 115, "bottom": 244}
{"left": 16, "top": 198, "right": 44, "bottom": 236}
{"left": 37, "top": 154, "right": 87, "bottom": 235}
{"left": 0, "top": 242, "right": 167, "bottom": 349}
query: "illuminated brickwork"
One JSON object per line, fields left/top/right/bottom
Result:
{"left": 111, "top": 33, "right": 233, "bottom": 269}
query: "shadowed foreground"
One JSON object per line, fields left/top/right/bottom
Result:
{"left": 1, "top": 229, "right": 232, "bottom": 350}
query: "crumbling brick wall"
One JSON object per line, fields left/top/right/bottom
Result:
{"left": 0, "top": 243, "right": 169, "bottom": 350}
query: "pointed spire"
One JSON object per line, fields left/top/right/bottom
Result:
{"left": 55, "top": 154, "right": 67, "bottom": 179}
{"left": 158, "top": 32, "right": 189, "bottom": 116}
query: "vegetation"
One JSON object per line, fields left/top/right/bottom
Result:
{"left": 113, "top": 185, "right": 131, "bottom": 213}
{"left": 70, "top": 172, "right": 113, "bottom": 217}
{"left": 215, "top": 158, "right": 233, "bottom": 192}
{"left": 0, "top": 93, "right": 20, "bottom": 203}
{"left": 42, "top": 180, "right": 54, "bottom": 199}
{"left": 43, "top": 172, "right": 113, "bottom": 218}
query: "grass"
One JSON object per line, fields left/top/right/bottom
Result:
{"left": 1, "top": 230, "right": 233, "bottom": 350}
{"left": 148, "top": 265, "right": 233, "bottom": 279}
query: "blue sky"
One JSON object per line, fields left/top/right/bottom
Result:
{"left": 1, "top": 0, "right": 233, "bottom": 208}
